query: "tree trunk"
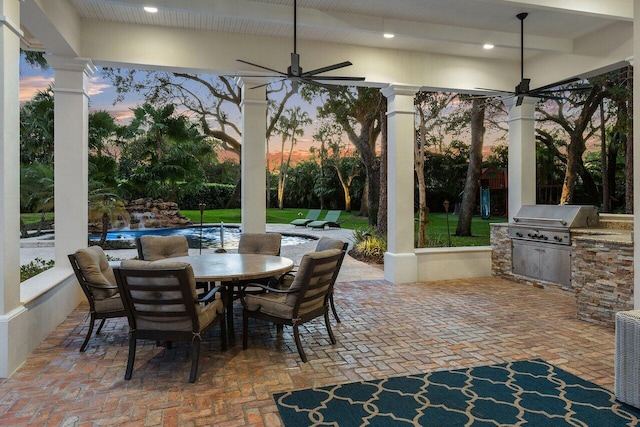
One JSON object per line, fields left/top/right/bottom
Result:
{"left": 99, "top": 212, "right": 109, "bottom": 246}
{"left": 456, "top": 98, "right": 485, "bottom": 236}
{"left": 600, "top": 100, "right": 610, "bottom": 212}
{"left": 377, "top": 101, "right": 388, "bottom": 235}
{"left": 416, "top": 108, "right": 428, "bottom": 248}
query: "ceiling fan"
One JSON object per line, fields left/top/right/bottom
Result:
{"left": 236, "top": 0, "right": 365, "bottom": 92}
{"left": 477, "top": 13, "right": 584, "bottom": 106}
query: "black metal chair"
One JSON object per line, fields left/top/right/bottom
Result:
{"left": 114, "top": 260, "right": 226, "bottom": 383}
{"left": 279, "top": 237, "right": 348, "bottom": 323}
{"left": 241, "top": 248, "right": 344, "bottom": 362}
{"left": 68, "top": 246, "right": 126, "bottom": 352}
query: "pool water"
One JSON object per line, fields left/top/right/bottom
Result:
{"left": 89, "top": 226, "right": 312, "bottom": 250}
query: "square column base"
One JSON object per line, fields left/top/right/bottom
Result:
{"left": 383, "top": 252, "right": 418, "bottom": 284}
{"left": 0, "top": 306, "right": 28, "bottom": 378}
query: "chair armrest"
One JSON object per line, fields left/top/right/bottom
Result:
{"left": 239, "top": 282, "right": 298, "bottom": 295}
{"left": 198, "top": 285, "right": 226, "bottom": 305}
{"left": 85, "top": 282, "right": 119, "bottom": 291}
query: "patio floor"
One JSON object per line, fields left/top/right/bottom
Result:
{"left": 0, "top": 271, "right": 616, "bottom": 426}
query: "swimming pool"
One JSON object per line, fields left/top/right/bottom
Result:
{"left": 88, "top": 225, "right": 312, "bottom": 249}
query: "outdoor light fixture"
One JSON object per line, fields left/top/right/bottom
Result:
{"left": 384, "top": 33, "right": 395, "bottom": 39}
{"left": 143, "top": 6, "right": 158, "bottom": 13}
{"left": 483, "top": 44, "right": 494, "bottom": 49}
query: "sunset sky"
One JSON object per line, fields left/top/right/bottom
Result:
{"left": 19, "top": 57, "right": 328, "bottom": 166}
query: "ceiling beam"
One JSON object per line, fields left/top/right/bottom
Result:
{"left": 485, "top": 0, "right": 632, "bottom": 21}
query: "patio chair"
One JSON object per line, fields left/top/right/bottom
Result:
{"left": 114, "top": 260, "right": 226, "bottom": 383}
{"left": 290, "top": 209, "right": 322, "bottom": 227}
{"left": 279, "top": 237, "right": 348, "bottom": 323}
{"left": 240, "top": 248, "right": 343, "bottom": 362}
{"left": 68, "top": 246, "right": 126, "bottom": 352}
{"left": 306, "top": 210, "right": 344, "bottom": 230}
{"left": 233, "top": 232, "right": 283, "bottom": 297}
{"left": 136, "top": 235, "right": 189, "bottom": 261}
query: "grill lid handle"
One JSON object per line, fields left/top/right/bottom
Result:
{"left": 513, "top": 216, "right": 567, "bottom": 225}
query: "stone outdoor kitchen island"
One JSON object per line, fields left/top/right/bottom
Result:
{"left": 491, "top": 214, "right": 634, "bottom": 327}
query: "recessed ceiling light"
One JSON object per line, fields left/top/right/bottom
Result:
{"left": 483, "top": 44, "right": 495, "bottom": 50}
{"left": 383, "top": 33, "right": 395, "bottom": 39}
{"left": 144, "top": 6, "right": 158, "bottom": 13}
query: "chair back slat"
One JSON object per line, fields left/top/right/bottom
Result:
{"left": 290, "top": 250, "right": 343, "bottom": 316}
{"left": 115, "top": 266, "right": 199, "bottom": 331}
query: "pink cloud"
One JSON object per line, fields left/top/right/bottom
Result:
{"left": 19, "top": 75, "right": 53, "bottom": 102}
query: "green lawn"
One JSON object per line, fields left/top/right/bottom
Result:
{"left": 20, "top": 208, "right": 506, "bottom": 247}
{"left": 180, "top": 208, "right": 507, "bottom": 247}
{"left": 417, "top": 213, "right": 508, "bottom": 247}
{"left": 180, "top": 208, "right": 369, "bottom": 230}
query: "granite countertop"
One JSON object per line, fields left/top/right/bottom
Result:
{"left": 572, "top": 227, "right": 632, "bottom": 244}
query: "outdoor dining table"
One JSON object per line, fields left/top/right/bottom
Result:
{"left": 170, "top": 253, "right": 294, "bottom": 339}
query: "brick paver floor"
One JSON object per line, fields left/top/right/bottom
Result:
{"left": 0, "top": 277, "right": 616, "bottom": 426}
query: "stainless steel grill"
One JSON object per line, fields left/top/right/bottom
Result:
{"left": 509, "top": 205, "right": 599, "bottom": 287}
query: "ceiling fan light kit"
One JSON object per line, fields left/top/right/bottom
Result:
{"left": 236, "top": 0, "right": 365, "bottom": 91}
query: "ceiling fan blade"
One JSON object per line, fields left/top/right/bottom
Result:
{"left": 249, "top": 78, "right": 287, "bottom": 90}
{"left": 236, "top": 59, "right": 286, "bottom": 76}
{"left": 533, "top": 86, "right": 591, "bottom": 96}
{"left": 475, "top": 87, "right": 515, "bottom": 95}
{"left": 301, "top": 61, "right": 353, "bottom": 77}
{"left": 301, "top": 78, "right": 341, "bottom": 92}
{"left": 532, "top": 77, "right": 581, "bottom": 92}
{"left": 307, "top": 76, "right": 366, "bottom": 82}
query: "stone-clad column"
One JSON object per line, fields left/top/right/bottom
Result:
{"left": 238, "top": 78, "right": 268, "bottom": 233}
{"left": 0, "top": 0, "right": 25, "bottom": 378}
{"left": 45, "top": 55, "right": 96, "bottom": 264}
{"left": 381, "top": 84, "right": 420, "bottom": 284}
{"left": 504, "top": 96, "right": 537, "bottom": 222}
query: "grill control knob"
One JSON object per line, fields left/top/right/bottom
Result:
{"left": 543, "top": 236, "right": 548, "bottom": 240}
{"left": 516, "top": 232, "right": 523, "bottom": 237}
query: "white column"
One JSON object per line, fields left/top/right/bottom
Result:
{"left": 238, "top": 78, "right": 268, "bottom": 233}
{"left": 633, "top": 0, "right": 640, "bottom": 309}
{"left": 45, "top": 56, "right": 96, "bottom": 264}
{"left": 504, "top": 96, "right": 537, "bottom": 222}
{"left": 0, "top": 0, "right": 27, "bottom": 378}
{"left": 381, "top": 84, "right": 420, "bottom": 284}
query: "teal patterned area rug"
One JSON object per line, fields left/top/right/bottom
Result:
{"left": 274, "top": 359, "right": 640, "bottom": 426}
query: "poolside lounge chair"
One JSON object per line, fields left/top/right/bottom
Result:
{"left": 290, "top": 209, "right": 321, "bottom": 227}
{"left": 307, "top": 210, "right": 343, "bottom": 229}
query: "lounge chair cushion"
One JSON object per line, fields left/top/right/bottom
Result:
{"left": 138, "top": 235, "right": 189, "bottom": 261}
{"left": 74, "top": 246, "right": 118, "bottom": 299}
{"left": 119, "top": 260, "right": 224, "bottom": 331}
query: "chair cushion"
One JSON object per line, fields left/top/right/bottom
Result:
{"left": 244, "top": 292, "right": 294, "bottom": 319}
{"left": 138, "top": 235, "right": 189, "bottom": 261}
{"left": 237, "top": 233, "right": 281, "bottom": 255}
{"left": 315, "top": 237, "right": 345, "bottom": 252}
{"left": 74, "top": 246, "right": 118, "bottom": 299}
{"left": 94, "top": 294, "right": 124, "bottom": 313}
